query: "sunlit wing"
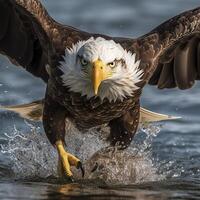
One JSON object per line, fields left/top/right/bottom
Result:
{"left": 117, "top": 7, "right": 200, "bottom": 90}
{"left": 147, "top": 7, "right": 200, "bottom": 89}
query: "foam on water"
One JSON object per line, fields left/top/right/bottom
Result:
{"left": 0, "top": 120, "right": 164, "bottom": 184}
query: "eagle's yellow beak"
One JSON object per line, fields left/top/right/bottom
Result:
{"left": 92, "top": 60, "right": 108, "bottom": 95}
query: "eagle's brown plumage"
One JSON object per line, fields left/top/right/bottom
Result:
{"left": 0, "top": 0, "right": 200, "bottom": 177}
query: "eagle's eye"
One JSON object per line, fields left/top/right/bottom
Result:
{"left": 80, "top": 57, "right": 88, "bottom": 66}
{"left": 108, "top": 61, "right": 115, "bottom": 68}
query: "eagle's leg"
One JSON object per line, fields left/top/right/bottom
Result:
{"left": 56, "top": 140, "right": 83, "bottom": 178}
{"left": 108, "top": 102, "right": 140, "bottom": 149}
{"left": 43, "top": 96, "right": 84, "bottom": 179}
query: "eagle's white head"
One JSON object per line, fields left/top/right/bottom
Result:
{"left": 60, "top": 37, "right": 143, "bottom": 102}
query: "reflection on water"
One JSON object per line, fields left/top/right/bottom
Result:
{"left": 0, "top": 179, "right": 200, "bottom": 200}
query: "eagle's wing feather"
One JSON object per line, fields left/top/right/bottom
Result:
{"left": 0, "top": 0, "right": 52, "bottom": 82}
{"left": 118, "top": 7, "right": 200, "bottom": 90}
{"left": 0, "top": 0, "right": 90, "bottom": 82}
{"left": 15, "top": 0, "right": 91, "bottom": 59}
{"left": 146, "top": 7, "right": 200, "bottom": 89}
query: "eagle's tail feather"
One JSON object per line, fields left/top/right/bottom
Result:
{"left": 0, "top": 100, "right": 180, "bottom": 123}
{"left": 0, "top": 100, "right": 44, "bottom": 121}
{"left": 140, "top": 107, "right": 181, "bottom": 123}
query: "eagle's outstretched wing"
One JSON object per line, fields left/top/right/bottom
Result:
{"left": 119, "top": 7, "right": 200, "bottom": 90}
{"left": 145, "top": 7, "right": 200, "bottom": 89}
{"left": 0, "top": 0, "right": 90, "bottom": 82}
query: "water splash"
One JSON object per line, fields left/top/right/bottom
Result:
{"left": 82, "top": 147, "right": 161, "bottom": 184}
{"left": 0, "top": 121, "right": 164, "bottom": 184}
{"left": 0, "top": 122, "right": 57, "bottom": 179}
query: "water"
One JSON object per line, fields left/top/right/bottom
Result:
{"left": 0, "top": 0, "right": 200, "bottom": 199}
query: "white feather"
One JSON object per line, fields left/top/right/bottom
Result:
{"left": 60, "top": 37, "right": 143, "bottom": 102}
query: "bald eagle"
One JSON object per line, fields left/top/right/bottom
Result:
{"left": 0, "top": 0, "right": 199, "bottom": 179}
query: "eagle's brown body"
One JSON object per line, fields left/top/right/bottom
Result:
{"left": 1, "top": 0, "right": 200, "bottom": 177}
{"left": 44, "top": 67, "right": 141, "bottom": 148}
{"left": 48, "top": 76, "right": 138, "bottom": 129}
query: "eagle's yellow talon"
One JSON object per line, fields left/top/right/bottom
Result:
{"left": 60, "top": 152, "right": 73, "bottom": 177}
{"left": 56, "top": 140, "right": 83, "bottom": 178}
{"left": 67, "top": 153, "right": 81, "bottom": 167}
